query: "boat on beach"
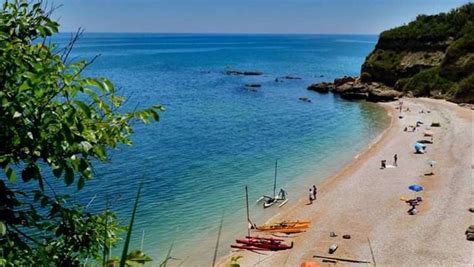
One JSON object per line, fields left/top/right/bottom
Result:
{"left": 235, "top": 237, "right": 294, "bottom": 250}
{"left": 254, "top": 220, "right": 311, "bottom": 233}
{"left": 256, "top": 160, "right": 289, "bottom": 208}
{"left": 231, "top": 186, "right": 300, "bottom": 252}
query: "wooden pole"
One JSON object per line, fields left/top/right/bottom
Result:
{"left": 368, "top": 237, "right": 376, "bottom": 267}
{"left": 212, "top": 211, "right": 225, "bottom": 267}
{"left": 245, "top": 186, "right": 250, "bottom": 236}
{"left": 273, "top": 160, "right": 278, "bottom": 197}
{"left": 313, "top": 255, "right": 371, "bottom": 264}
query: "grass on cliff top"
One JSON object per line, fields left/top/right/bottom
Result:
{"left": 380, "top": 3, "right": 474, "bottom": 42}
{"left": 365, "top": 49, "right": 404, "bottom": 70}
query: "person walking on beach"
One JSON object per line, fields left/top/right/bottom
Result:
{"left": 312, "top": 185, "right": 317, "bottom": 200}
{"left": 394, "top": 154, "right": 398, "bottom": 166}
{"left": 308, "top": 188, "right": 313, "bottom": 204}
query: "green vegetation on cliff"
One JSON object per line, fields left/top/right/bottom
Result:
{"left": 361, "top": 3, "right": 474, "bottom": 103}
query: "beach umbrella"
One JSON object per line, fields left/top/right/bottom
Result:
{"left": 414, "top": 143, "right": 426, "bottom": 153}
{"left": 409, "top": 184, "right": 423, "bottom": 192}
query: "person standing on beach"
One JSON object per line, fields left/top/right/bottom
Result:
{"left": 308, "top": 188, "right": 313, "bottom": 204}
{"left": 312, "top": 185, "right": 317, "bottom": 200}
{"left": 394, "top": 154, "right": 398, "bottom": 166}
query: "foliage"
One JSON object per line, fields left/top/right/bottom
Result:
{"left": 362, "top": 3, "right": 474, "bottom": 102}
{"left": 399, "top": 67, "right": 453, "bottom": 97}
{"left": 0, "top": 1, "right": 162, "bottom": 265}
{"left": 106, "top": 250, "right": 152, "bottom": 267}
{"left": 228, "top": 255, "right": 243, "bottom": 267}
{"left": 450, "top": 74, "right": 474, "bottom": 103}
{"left": 120, "top": 182, "right": 143, "bottom": 267}
{"left": 380, "top": 3, "right": 474, "bottom": 43}
{"left": 364, "top": 49, "right": 404, "bottom": 70}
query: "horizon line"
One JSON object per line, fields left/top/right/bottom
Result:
{"left": 58, "top": 31, "right": 380, "bottom": 36}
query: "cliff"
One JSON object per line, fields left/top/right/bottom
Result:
{"left": 361, "top": 3, "right": 474, "bottom": 103}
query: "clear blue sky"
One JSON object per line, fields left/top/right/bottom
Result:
{"left": 56, "top": 0, "right": 471, "bottom": 34}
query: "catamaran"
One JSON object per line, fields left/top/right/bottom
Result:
{"left": 256, "top": 160, "right": 289, "bottom": 208}
{"left": 230, "top": 186, "right": 296, "bottom": 252}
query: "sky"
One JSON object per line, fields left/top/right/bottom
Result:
{"left": 56, "top": 0, "right": 471, "bottom": 34}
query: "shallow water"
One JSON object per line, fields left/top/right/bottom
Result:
{"left": 52, "top": 33, "right": 388, "bottom": 265}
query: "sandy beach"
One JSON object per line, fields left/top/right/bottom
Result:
{"left": 220, "top": 98, "right": 473, "bottom": 266}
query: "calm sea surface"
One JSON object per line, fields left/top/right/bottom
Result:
{"left": 52, "top": 33, "right": 388, "bottom": 265}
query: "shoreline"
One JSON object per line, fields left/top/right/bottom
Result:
{"left": 218, "top": 98, "right": 473, "bottom": 266}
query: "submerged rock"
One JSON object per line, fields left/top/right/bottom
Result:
{"left": 299, "top": 97, "right": 312, "bottom": 102}
{"left": 226, "top": 70, "right": 263, "bottom": 76}
{"left": 245, "top": 84, "right": 261, "bottom": 88}
{"left": 281, "top": 75, "right": 302, "bottom": 80}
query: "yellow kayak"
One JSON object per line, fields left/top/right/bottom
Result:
{"left": 256, "top": 220, "right": 311, "bottom": 233}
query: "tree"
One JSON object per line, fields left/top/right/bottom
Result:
{"left": 0, "top": 1, "right": 163, "bottom": 265}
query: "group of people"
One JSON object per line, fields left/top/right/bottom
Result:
{"left": 380, "top": 154, "right": 398, "bottom": 169}
{"left": 308, "top": 185, "right": 317, "bottom": 204}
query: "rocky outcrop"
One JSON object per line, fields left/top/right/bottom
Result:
{"left": 307, "top": 82, "right": 333, "bottom": 93}
{"left": 334, "top": 76, "right": 356, "bottom": 87}
{"left": 367, "top": 87, "right": 402, "bottom": 102}
{"left": 360, "top": 3, "right": 474, "bottom": 103}
{"left": 307, "top": 76, "right": 402, "bottom": 102}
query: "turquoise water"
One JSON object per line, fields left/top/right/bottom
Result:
{"left": 54, "top": 34, "right": 388, "bottom": 265}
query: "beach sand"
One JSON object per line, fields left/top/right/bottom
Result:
{"left": 219, "top": 98, "right": 473, "bottom": 266}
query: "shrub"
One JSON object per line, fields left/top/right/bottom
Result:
{"left": 401, "top": 67, "right": 454, "bottom": 96}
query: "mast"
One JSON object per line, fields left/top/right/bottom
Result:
{"left": 245, "top": 186, "right": 250, "bottom": 236}
{"left": 273, "top": 160, "right": 278, "bottom": 197}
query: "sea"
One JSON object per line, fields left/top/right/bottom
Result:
{"left": 52, "top": 33, "right": 388, "bottom": 265}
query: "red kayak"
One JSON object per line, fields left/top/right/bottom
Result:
{"left": 236, "top": 239, "right": 293, "bottom": 250}
{"left": 245, "top": 236, "right": 284, "bottom": 242}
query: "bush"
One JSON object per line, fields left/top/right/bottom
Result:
{"left": 401, "top": 67, "right": 454, "bottom": 96}
{"left": 451, "top": 74, "right": 474, "bottom": 103}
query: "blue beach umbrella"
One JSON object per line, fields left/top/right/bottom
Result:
{"left": 414, "top": 143, "right": 426, "bottom": 152}
{"left": 408, "top": 184, "right": 423, "bottom": 192}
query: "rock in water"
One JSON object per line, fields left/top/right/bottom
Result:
{"left": 245, "top": 84, "right": 261, "bottom": 88}
{"left": 307, "top": 82, "right": 333, "bottom": 93}
{"left": 281, "top": 75, "right": 302, "bottom": 80}
{"left": 225, "top": 70, "right": 263, "bottom": 76}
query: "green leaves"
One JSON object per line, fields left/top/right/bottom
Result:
{"left": 0, "top": 221, "right": 6, "bottom": 236}
{"left": 64, "top": 166, "right": 74, "bottom": 186}
{"left": 0, "top": 1, "right": 161, "bottom": 266}
{"left": 74, "top": 100, "right": 92, "bottom": 118}
{"left": 120, "top": 182, "right": 143, "bottom": 267}
{"left": 4, "top": 166, "right": 16, "bottom": 183}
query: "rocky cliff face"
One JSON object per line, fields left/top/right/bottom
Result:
{"left": 360, "top": 3, "right": 474, "bottom": 103}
